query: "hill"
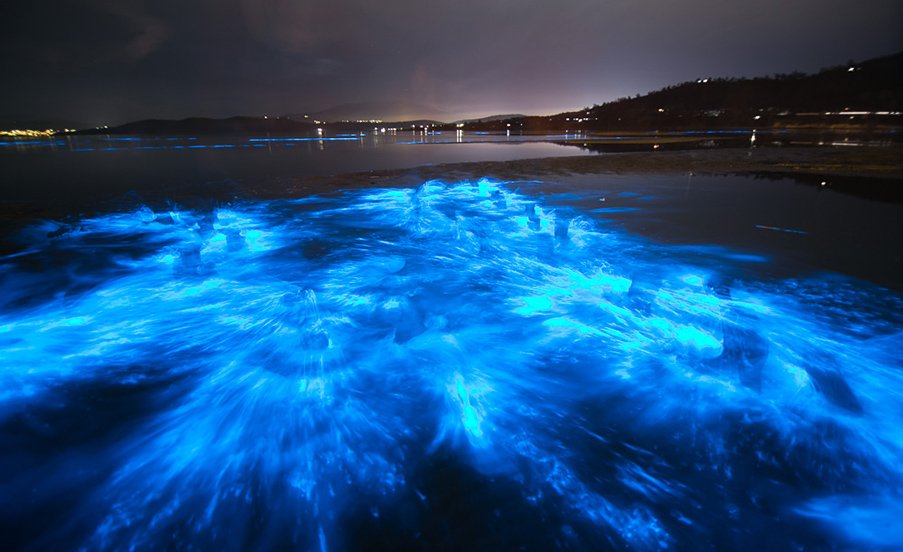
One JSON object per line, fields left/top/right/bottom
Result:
{"left": 454, "top": 114, "right": 527, "bottom": 124}
{"left": 80, "top": 116, "right": 452, "bottom": 136}
{"left": 82, "top": 116, "right": 317, "bottom": 135}
{"left": 455, "top": 52, "right": 903, "bottom": 131}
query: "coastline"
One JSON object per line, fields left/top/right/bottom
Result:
{"left": 1, "top": 145, "right": 901, "bottom": 227}
{"left": 274, "top": 145, "right": 903, "bottom": 198}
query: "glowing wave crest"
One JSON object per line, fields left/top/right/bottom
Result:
{"left": 0, "top": 179, "right": 901, "bottom": 550}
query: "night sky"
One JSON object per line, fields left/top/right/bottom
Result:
{"left": 2, "top": 0, "right": 901, "bottom": 126}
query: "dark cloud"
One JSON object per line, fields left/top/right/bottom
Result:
{"left": 1, "top": 0, "right": 901, "bottom": 125}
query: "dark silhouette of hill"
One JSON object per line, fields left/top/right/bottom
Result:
{"left": 77, "top": 115, "right": 444, "bottom": 135}
{"left": 454, "top": 114, "right": 527, "bottom": 124}
{"left": 458, "top": 51, "right": 903, "bottom": 131}
{"left": 79, "top": 116, "right": 317, "bottom": 135}
{"left": 588, "top": 52, "right": 901, "bottom": 113}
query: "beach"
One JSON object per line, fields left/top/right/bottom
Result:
{"left": 281, "top": 145, "right": 903, "bottom": 195}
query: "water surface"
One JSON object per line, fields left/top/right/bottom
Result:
{"left": 2, "top": 135, "right": 902, "bottom": 549}
{"left": 1, "top": 173, "right": 901, "bottom": 550}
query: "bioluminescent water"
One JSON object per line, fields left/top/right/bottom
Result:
{"left": 1, "top": 179, "right": 901, "bottom": 550}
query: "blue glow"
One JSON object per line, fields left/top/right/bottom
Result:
{"left": 1, "top": 179, "right": 901, "bottom": 550}
{"left": 454, "top": 374, "right": 485, "bottom": 439}
{"left": 0, "top": 140, "right": 68, "bottom": 147}
{"left": 515, "top": 295, "right": 554, "bottom": 315}
{"left": 755, "top": 224, "right": 809, "bottom": 235}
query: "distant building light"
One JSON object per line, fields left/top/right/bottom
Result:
{"left": 0, "top": 128, "right": 62, "bottom": 137}
{"left": 753, "top": 115, "right": 761, "bottom": 120}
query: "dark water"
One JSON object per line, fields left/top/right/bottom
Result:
{"left": 0, "top": 139, "right": 902, "bottom": 551}
{"left": 0, "top": 133, "right": 585, "bottom": 210}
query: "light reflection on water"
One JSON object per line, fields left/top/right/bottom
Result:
{"left": 0, "top": 132, "right": 588, "bottom": 153}
{"left": 0, "top": 179, "right": 901, "bottom": 550}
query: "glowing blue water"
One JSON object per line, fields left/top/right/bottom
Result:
{"left": 1, "top": 179, "right": 901, "bottom": 550}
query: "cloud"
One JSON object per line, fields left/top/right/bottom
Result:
{"left": 94, "top": 0, "right": 170, "bottom": 63}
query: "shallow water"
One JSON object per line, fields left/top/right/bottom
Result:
{"left": 0, "top": 133, "right": 586, "bottom": 211}
{"left": 1, "top": 178, "right": 901, "bottom": 550}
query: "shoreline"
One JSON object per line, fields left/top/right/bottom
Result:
{"left": 257, "top": 145, "right": 903, "bottom": 206}
{"left": 288, "top": 146, "right": 903, "bottom": 192}
{"left": 1, "top": 144, "right": 900, "bottom": 288}
{"left": 1, "top": 146, "right": 901, "bottom": 225}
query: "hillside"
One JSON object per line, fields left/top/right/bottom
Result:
{"left": 458, "top": 52, "right": 903, "bottom": 131}
{"left": 82, "top": 116, "right": 317, "bottom": 135}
